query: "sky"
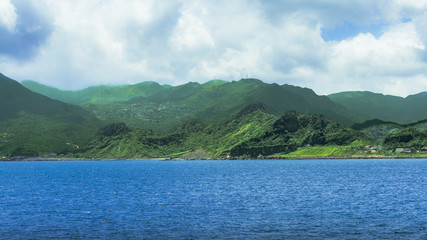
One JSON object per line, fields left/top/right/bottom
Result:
{"left": 1, "top": 0, "right": 427, "bottom": 96}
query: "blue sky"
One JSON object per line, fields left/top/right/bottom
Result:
{"left": 1, "top": 0, "right": 427, "bottom": 97}
{"left": 322, "top": 21, "right": 385, "bottom": 41}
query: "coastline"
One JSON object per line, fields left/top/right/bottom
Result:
{"left": 2, "top": 155, "right": 427, "bottom": 161}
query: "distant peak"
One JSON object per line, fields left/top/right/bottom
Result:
{"left": 237, "top": 78, "right": 263, "bottom": 84}
{"left": 134, "top": 81, "right": 159, "bottom": 86}
{"left": 186, "top": 81, "right": 201, "bottom": 85}
{"left": 406, "top": 91, "right": 427, "bottom": 98}
{"left": 203, "top": 79, "right": 228, "bottom": 87}
{"left": 21, "top": 80, "right": 43, "bottom": 85}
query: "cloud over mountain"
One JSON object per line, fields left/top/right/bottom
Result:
{"left": 1, "top": 0, "right": 427, "bottom": 96}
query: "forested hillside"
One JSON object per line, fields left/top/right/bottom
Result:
{"left": 0, "top": 74, "right": 102, "bottom": 156}
{"left": 76, "top": 103, "right": 369, "bottom": 159}
{"left": 78, "top": 79, "right": 368, "bottom": 131}
{"left": 328, "top": 91, "right": 427, "bottom": 124}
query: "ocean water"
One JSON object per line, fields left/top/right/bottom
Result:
{"left": 0, "top": 159, "right": 426, "bottom": 239}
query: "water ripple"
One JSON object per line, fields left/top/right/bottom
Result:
{"left": 0, "top": 159, "right": 426, "bottom": 239}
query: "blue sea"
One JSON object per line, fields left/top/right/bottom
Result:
{"left": 0, "top": 159, "right": 426, "bottom": 239}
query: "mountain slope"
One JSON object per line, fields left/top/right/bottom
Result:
{"left": 21, "top": 80, "right": 172, "bottom": 105}
{"left": 354, "top": 117, "right": 427, "bottom": 146}
{"left": 143, "top": 79, "right": 367, "bottom": 126}
{"left": 102, "top": 79, "right": 368, "bottom": 131}
{"left": 0, "top": 74, "right": 102, "bottom": 156}
{"left": 404, "top": 92, "right": 427, "bottom": 121}
{"left": 383, "top": 127, "right": 427, "bottom": 149}
{"left": 328, "top": 91, "right": 427, "bottom": 124}
{"left": 77, "top": 103, "right": 369, "bottom": 159}
{"left": 21, "top": 78, "right": 369, "bottom": 132}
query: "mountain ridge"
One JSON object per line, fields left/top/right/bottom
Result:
{"left": 328, "top": 91, "right": 427, "bottom": 124}
{"left": 123, "top": 78, "right": 368, "bottom": 130}
{"left": 3, "top": 73, "right": 427, "bottom": 158}
{"left": 21, "top": 77, "right": 368, "bottom": 129}
{"left": 21, "top": 80, "right": 172, "bottom": 105}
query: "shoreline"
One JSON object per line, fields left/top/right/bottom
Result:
{"left": 2, "top": 155, "right": 427, "bottom": 162}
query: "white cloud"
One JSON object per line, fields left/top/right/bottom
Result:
{"left": 0, "top": 0, "right": 17, "bottom": 31}
{"left": 317, "top": 22, "right": 425, "bottom": 95}
{"left": 1, "top": 0, "right": 427, "bottom": 96}
{"left": 169, "top": 6, "right": 215, "bottom": 51}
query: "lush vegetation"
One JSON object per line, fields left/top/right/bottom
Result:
{"left": 383, "top": 127, "right": 427, "bottom": 149}
{"left": 280, "top": 146, "right": 358, "bottom": 158}
{"left": 73, "top": 103, "right": 370, "bottom": 159}
{"left": 70, "top": 79, "right": 368, "bottom": 131}
{"left": 0, "top": 74, "right": 102, "bottom": 156}
{"left": 352, "top": 117, "right": 427, "bottom": 147}
{"left": 4, "top": 73, "right": 427, "bottom": 159}
{"left": 328, "top": 91, "right": 427, "bottom": 124}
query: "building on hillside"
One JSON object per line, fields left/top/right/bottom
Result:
{"left": 403, "top": 148, "right": 412, "bottom": 153}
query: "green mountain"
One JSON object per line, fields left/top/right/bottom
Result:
{"left": 383, "top": 127, "right": 427, "bottom": 150}
{"left": 354, "top": 120, "right": 403, "bottom": 144}
{"left": 21, "top": 80, "right": 172, "bottom": 105}
{"left": 352, "top": 119, "right": 427, "bottom": 149}
{"left": 328, "top": 91, "right": 427, "bottom": 124}
{"left": 0, "top": 74, "right": 102, "bottom": 156}
{"left": 76, "top": 103, "right": 369, "bottom": 159}
{"left": 86, "top": 79, "right": 368, "bottom": 131}
{"left": 202, "top": 79, "right": 228, "bottom": 87}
